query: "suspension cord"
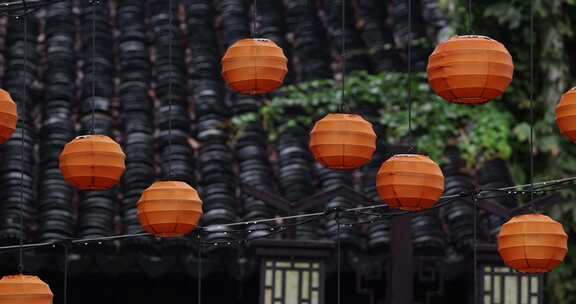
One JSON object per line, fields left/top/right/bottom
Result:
{"left": 340, "top": 0, "right": 346, "bottom": 112}
{"left": 90, "top": 0, "right": 96, "bottom": 134}
{"left": 18, "top": 2, "right": 28, "bottom": 274}
{"left": 167, "top": 0, "right": 173, "bottom": 178}
{"left": 407, "top": 0, "right": 414, "bottom": 148}
{"left": 529, "top": 0, "right": 535, "bottom": 203}
{"left": 336, "top": 211, "right": 342, "bottom": 304}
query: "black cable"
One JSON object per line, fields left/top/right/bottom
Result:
{"left": 0, "top": 178, "right": 573, "bottom": 252}
{"left": 252, "top": 0, "right": 257, "bottom": 38}
{"left": 336, "top": 211, "right": 342, "bottom": 304}
{"left": 407, "top": 0, "right": 413, "bottom": 148}
{"left": 167, "top": 0, "right": 173, "bottom": 178}
{"left": 340, "top": 0, "right": 346, "bottom": 113}
{"left": 63, "top": 244, "right": 69, "bottom": 304}
{"left": 473, "top": 194, "right": 478, "bottom": 304}
{"left": 198, "top": 234, "right": 202, "bottom": 304}
{"left": 90, "top": 0, "right": 96, "bottom": 134}
{"left": 18, "top": 5, "right": 28, "bottom": 275}
{"left": 467, "top": 0, "right": 473, "bottom": 34}
{"left": 529, "top": 0, "right": 535, "bottom": 203}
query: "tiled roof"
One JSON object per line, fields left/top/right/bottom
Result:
{"left": 0, "top": 0, "right": 517, "bottom": 268}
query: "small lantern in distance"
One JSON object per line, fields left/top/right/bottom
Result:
{"left": 221, "top": 38, "right": 288, "bottom": 95}
{"left": 556, "top": 87, "right": 576, "bottom": 142}
{"left": 427, "top": 35, "right": 514, "bottom": 105}
{"left": 137, "top": 181, "right": 204, "bottom": 238}
{"left": 0, "top": 89, "right": 17, "bottom": 144}
{"left": 59, "top": 134, "right": 126, "bottom": 190}
{"left": 0, "top": 274, "right": 53, "bottom": 304}
{"left": 376, "top": 154, "right": 445, "bottom": 211}
{"left": 309, "top": 113, "right": 377, "bottom": 170}
{"left": 498, "top": 214, "right": 567, "bottom": 273}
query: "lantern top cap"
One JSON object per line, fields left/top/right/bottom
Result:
{"left": 0, "top": 88, "right": 12, "bottom": 100}
{"left": 74, "top": 134, "right": 111, "bottom": 140}
{"left": 452, "top": 35, "right": 494, "bottom": 40}
{"left": 391, "top": 153, "right": 427, "bottom": 158}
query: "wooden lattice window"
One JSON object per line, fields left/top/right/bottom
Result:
{"left": 480, "top": 266, "right": 543, "bottom": 304}
{"left": 261, "top": 259, "right": 324, "bottom": 304}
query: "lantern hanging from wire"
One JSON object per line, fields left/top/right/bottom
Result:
{"left": 309, "top": 113, "right": 377, "bottom": 170}
{"left": 0, "top": 275, "right": 53, "bottom": 304}
{"left": 498, "top": 214, "right": 567, "bottom": 273}
{"left": 555, "top": 87, "right": 576, "bottom": 142}
{"left": 221, "top": 38, "right": 288, "bottom": 95}
{"left": 427, "top": 35, "right": 514, "bottom": 105}
{"left": 59, "top": 134, "right": 126, "bottom": 190}
{"left": 137, "top": 181, "right": 204, "bottom": 238}
{"left": 0, "top": 89, "right": 17, "bottom": 144}
{"left": 376, "top": 154, "right": 445, "bottom": 211}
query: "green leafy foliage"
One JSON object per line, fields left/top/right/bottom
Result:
{"left": 233, "top": 71, "right": 515, "bottom": 168}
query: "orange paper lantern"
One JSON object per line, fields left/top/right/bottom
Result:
{"left": 59, "top": 135, "right": 126, "bottom": 190}
{"left": 137, "top": 181, "right": 203, "bottom": 238}
{"left": 0, "top": 275, "right": 53, "bottom": 304}
{"left": 555, "top": 87, "right": 576, "bottom": 142}
{"left": 376, "top": 154, "right": 444, "bottom": 211}
{"left": 221, "top": 38, "right": 288, "bottom": 95}
{"left": 427, "top": 35, "right": 514, "bottom": 105}
{"left": 0, "top": 89, "right": 17, "bottom": 144}
{"left": 309, "top": 113, "right": 376, "bottom": 170}
{"left": 498, "top": 214, "right": 568, "bottom": 273}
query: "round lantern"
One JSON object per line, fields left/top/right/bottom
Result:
{"left": 427, "top": 35, "right": 514, "bottom": 105}
{"left": 555, "top": 87, "right": 576, "bottom": 142}
{"left": 0, "top": 89, "right": 17, "bottom": 144}
{"left": 376, "top": 154, "right": 444, "bottom": 211}
{"left": 221, "top": 38, "right": 288, "bottom": 95}
{"left": 59, "top": 134, "right": 126, "bottom": 190}
{"left": 0, "top": 275, "right": 53, "bottom": 304}
{"left": 498, "top": 214, "right": 568, "bottom": 273}
{"left": 309, "top": 113, "right": 376, "bottom": 170}
{"left": 137, "top": 181, "right": 203, "bottom": 238}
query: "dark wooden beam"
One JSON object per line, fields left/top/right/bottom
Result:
{"left": 511, "top": 193, "right": 564, "bottom": 216}
{"left": 240, "top": 183, "right": 293, "bottom": 213}
{"left": 386, "top": 214, "right": 413, "bottom": 304}
{"left": 469, "top": 198, "right": 511, "bottom": 219}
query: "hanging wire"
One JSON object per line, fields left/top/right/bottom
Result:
{"left": 406, "top": 0, "right": 413, "bottom": 146}
{"left": 529, "top": 0, "right": 535, "bottom": 203}
{"left": 90, "top": 0, "right": 96, "bottom": 135}
{"left": 63, "top": 244, "right": 69, "bottom": 304}
{"left": 473, "top": 194, "right": 478, "bottom": 304}
{"left": 18, "top": 0, "right": 29, "bottom": 274}
{"left": 167, "top": 0, "right": 173, "bottom": 178}
{"left": 198, "top": 235, "right": 202, "bottom": 304}
{"left": 336, "top": 211, "right": 342, "bottom": 304}
{"left": 0, "top": 176, "right": 573, "bottom": 252}
{"left": 339, "top": 0, "right": 346, "bottom": 113}
{"left": 252, "top": 0, "right": 257, "bottom": 38}
{"left": 467, "top": 0, "right": 473, "bottom": 34}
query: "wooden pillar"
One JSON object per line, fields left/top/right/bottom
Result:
{"left": 386, "top": 214, "right": 413, "bottom": 304}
